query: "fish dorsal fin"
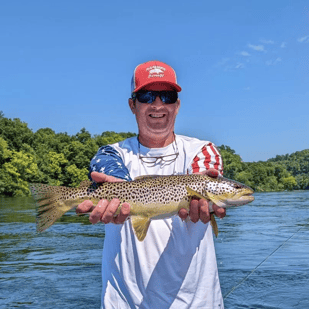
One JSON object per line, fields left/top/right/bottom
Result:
{"left": 186, "top": 186, "right": 219, "bottom": 237}
{"left": 131, "top": 215, "right": 151, "bottom": 241}
{"left": 134, "top": 175, "right": 161, "bottom": 181}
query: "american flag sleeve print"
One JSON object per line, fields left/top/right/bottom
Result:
{"left": 89, "top": 145, "right": 132, "bottom": 181}
{"left": 189, "top": 143, "right": 223, "bottom": 175}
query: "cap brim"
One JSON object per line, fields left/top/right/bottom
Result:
{"left": 133, "top": 81, "right": 182, "bottom": 93}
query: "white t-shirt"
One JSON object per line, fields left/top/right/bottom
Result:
{"left": 100, "top": 135, "right": 224, "bottom": 309}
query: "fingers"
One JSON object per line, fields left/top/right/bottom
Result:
{"left": 89, "top": 198, "right": 130, "bottom": 225}
{"left": 199, "top": 199, "right": 210, "bottom": 224}
{"left": 189, "top": 199, "right": 200, "bottom": 223}
{"left": 189, "top": 199, "right": 210, "bottom": 224}
{"left": 206, "top": 169, "right": 219, "bottom": 178}
{"left": 113, "top": 202, "right": 130, "bottom": 224}
{"left": 89, "top": 199, "right": 109, "bottom": 224}
{"left": 100, "top": 198, "right": 121, "bottom": 224}
{"left": 91, "top": 171, "right": 125, "bottom": 183}
{"left": 178, "top": 208, "right": 188, "bottom": 221}
{"left": 203, "top": 169, "right": 220, "bottom": 178}
{"left": 76, "top": 200, "right": 94, "bottom": 214}
{"left": 193, "top": 169, "right": 220, "bottom": 178}
{"left": 213, "top": 204, "right": 226, "bottom": 219}
{"left": 186, "top": 199, "right": 218, "bottom": 224}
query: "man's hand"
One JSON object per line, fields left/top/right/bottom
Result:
{"left": 76, "top": 171, "right": 131, "bottom": 224}
{"left": 178, "top": 169, "right": 226, "bottom": 223}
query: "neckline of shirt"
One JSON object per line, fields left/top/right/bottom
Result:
{"left": 136, "top": 135, "right": 179, "bottom": 156}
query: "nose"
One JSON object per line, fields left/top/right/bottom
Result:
{"left": 151, "top": 95, "right": 164, "bottom": 107}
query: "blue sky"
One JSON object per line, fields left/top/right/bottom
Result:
{"left": 0, "top": 0, "right": 308, "bottom": 162}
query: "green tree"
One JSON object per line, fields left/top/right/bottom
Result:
{"left": 74, "top": 128, "right": 92, "bottom": 144}
{"left": 62, "top": 140, "right": 97, "bottom": 171}
{"left": 234, "top": 170, "right": 254, "bottom": 188}
{"left": 94, "top": 131, "right": 136, "bottom": 147}
{"left": 37, "top": 151, "right": 68, "bottom": 186}
{"left": 268, "top": 149, "right": 309, "bottom": 190}
{"left": 218, "top": 145, "right": 244, "bottom": 180}
{"left": 281, "top": 176, "right": 297, "bottom": 190}
{"left": 0, "top": 148, "right": 40, "bottom": 196}
{"left": 295, "top": 174, "right": 309, "bottom": 190}
{"left": 0, "top": 117, "right": 33, "bottom": 151}
{"left": 65, "top": 164, "right": 89, "bottom": 187}
{"left": 0, "top": 137, "right": 11, "bottom": 165}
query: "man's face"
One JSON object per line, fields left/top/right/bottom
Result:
{"left": 129, "top": 83, "right": 180, "bottom": 143}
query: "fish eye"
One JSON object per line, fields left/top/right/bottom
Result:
{"left": 234, "top": 184, "right": 242, "bottom": 189}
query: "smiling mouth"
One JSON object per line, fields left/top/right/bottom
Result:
{"left": 149, "top": 114, "right": 165, "bottom": 118}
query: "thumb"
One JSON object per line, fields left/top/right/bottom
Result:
{"left": 91, "top": 171, "right": 125, "bottom": 183}
{"left": 202, "top": 169, "right": 220, "bottom": 178}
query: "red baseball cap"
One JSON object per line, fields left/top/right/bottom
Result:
{"left": 131, "top": 60, "right": 182, "bottom": 93}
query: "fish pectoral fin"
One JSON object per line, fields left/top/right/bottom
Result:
{"left": 186, "top": 186, "right": 208, "bottom": 200}
{"left": 202, "top": 190, "right": 223, "bottom": 207}
{"left": 131, "top": 216, "right": 151, "bottom": 241}
{"left": 186, "top": 187, "right": 219, "bottom": 237}
{"left": 210, "top": 214, "right": 219, "bottom": 237}
{"left": 186, "top": 186, "right": 221, "bottom": 206}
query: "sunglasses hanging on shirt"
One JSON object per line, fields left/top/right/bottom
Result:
{"left": 137, "top": 134, "right": 179, "bottom": 167}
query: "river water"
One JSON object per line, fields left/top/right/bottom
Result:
{"left": 0, "top": 191, "right": 308, "bottom": 309}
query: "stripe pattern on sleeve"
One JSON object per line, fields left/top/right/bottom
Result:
{"left": 191, "top": 143, "right": 223, "bottom": 175}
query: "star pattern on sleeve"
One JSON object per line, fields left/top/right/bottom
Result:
{"left": 89, "top": 145, "right": 132, "bottom": 181}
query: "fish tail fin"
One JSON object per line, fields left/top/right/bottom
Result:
{"left": 29, "top": 183, "right": 76, "bottom": 232}
{"left": 210, "top": 213, "right": 219, "bottom": 237}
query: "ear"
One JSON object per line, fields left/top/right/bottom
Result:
{"left": 176, "top": 99, "right": 181, "bottom": 115}
{"left": 129, "top": 98, "right": 136, "bottom": 114}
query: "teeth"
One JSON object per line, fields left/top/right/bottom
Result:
{"left": 150, "top": 114, "right": 164, "bottom": 118}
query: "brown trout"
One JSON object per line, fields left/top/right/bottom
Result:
{"left": 30, "top": 174, "right": 254, "bottom": 241}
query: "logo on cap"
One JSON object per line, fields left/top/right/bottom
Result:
{"left": 147, "top": 65, "right": 166, "bottom": 78}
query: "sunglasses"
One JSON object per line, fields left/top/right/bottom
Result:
{"left": 132, "top": 91, "right": 178, "bottom": 104}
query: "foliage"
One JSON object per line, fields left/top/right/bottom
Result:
{"left": 0, "top": 116, "right": 136, "bottom": 196}
{"left": 218, "top": 145, "right": 308, "bottom": 192}
{"left": 0, "top": 114, "right": 307, "bottom": 195}
{"left": 267, "top": 149, "right": 309, "bottom": 189}
{"left": 0, "top": 138, "right": 40, "bottom": 196}
{"left": 217, "top": 145, "right": 244, "bottom": 180}
{"left": 0, "top": 117, "right": 33, "bottom": 151}
{"left": 65, "top": 164, "right": 89, "bottom": 187}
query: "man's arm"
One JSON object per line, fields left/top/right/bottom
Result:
{"left": 76, "top": 146, "right": 131, "bottom": 224}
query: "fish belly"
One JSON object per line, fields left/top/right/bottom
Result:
{"left": 129, "top": 199, "right": 190, "bottom": 220}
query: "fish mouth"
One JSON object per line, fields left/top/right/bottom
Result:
{"left": 226, "top": 190, "right": 255, "bottom": 206}
{"left": 240, "top": 194, "right": 255, "bottom": 202}
{"left": 237, "top": 191, "right": 255, "bottom": 204}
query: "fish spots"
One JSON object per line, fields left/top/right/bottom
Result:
{"left": 39, "top": 174, "right": 243, "bottom": 214}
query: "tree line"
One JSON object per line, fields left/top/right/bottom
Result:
{"left": 0, "top": 113, "right": 308, "bottom": 196}
{"left": 218, "top": 145, "right": 309, "bottom": 192}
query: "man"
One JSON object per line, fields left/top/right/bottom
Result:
{"left": 77, "top": 60, "right": 226, "bottom": 308}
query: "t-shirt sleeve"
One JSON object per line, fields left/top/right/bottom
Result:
{"left": 189, "top": 142, "right": 223, "bottom": 175}
{"left": 89, "top": 145, "right": 132, "bottom": 181}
